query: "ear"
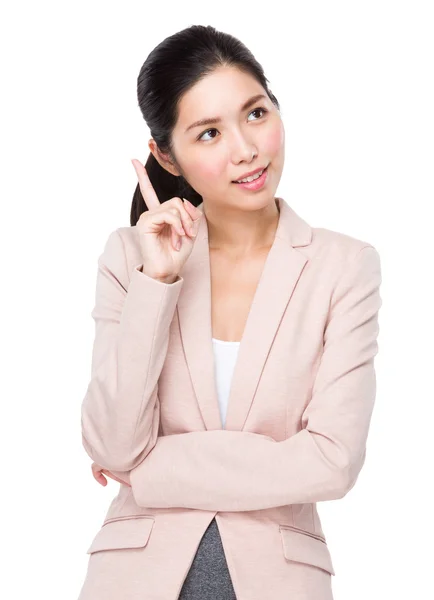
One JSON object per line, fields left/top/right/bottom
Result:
{"left": 148, "top": 139, "right": 181, "bottom": 177}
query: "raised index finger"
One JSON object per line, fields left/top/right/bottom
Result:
{"left": 131, "top": 159, "right": 161, "bottom": 210}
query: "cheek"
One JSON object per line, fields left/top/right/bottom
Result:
{"left": 189, "top": 158, "right": 225, "bottom": 182}
{"left": 262, "top": 121, "right": 285, "bottom": 157}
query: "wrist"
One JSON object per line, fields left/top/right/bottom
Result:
{"left": 139, "top": 266, "right": 178, "bottom": 284}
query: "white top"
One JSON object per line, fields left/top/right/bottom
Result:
{"left": 211, "top": 337, "right": 241, "bottom": 428}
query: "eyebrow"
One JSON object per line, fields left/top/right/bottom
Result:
{"left": 184, "top": 93, "right": 268, "bottom": 133}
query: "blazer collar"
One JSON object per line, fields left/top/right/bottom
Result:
{"left": 176, "top": 197, "right": 313, "bottom": 431}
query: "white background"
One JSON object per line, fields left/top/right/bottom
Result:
{"left": 1, "top": 1, "right": 432, "bottom": 598}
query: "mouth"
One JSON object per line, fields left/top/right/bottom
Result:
{"left": 232, "top": 164, "right": 269, "bottom": 183}
{"left": 231, "top": 164, "right": 269, "bottom": 190}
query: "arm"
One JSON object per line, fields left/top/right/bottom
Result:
{"left": 80, "top": 229, "right": 183, "bottom": 472}
{"left": 124, "top": 245, "right": 382, "bottom": 512}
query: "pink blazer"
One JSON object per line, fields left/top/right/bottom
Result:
{"left": 78, "top": 197, "right": 382, "bottom": 600}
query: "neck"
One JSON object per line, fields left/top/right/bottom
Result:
{"left": 203, "top": 198, "right": 280, "bottom": 256}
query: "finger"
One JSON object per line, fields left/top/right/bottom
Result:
{"left": 149, "top": 207, "right": 185, "bottom": 236}
{"left": 182, "top": 199, "right": 203, "bottom": 234}
{"left": 183, "top": 198, "right": 203, "bottom": 222}
{"left": 167, "top": 205, "right": 186, "bottom": 250}
{"left": 173, "top": 199, "right": 195, "bottom": 237}
{"left": 131, "top": 159, "right": 161, "bottom": 210}
{"left": 91, "top": 463, "right": 107, "bottom": 485}
{"left": 140, "top": 206, "right": 183, "bottom": 251}
{"left": 171, "top": 224, "right": 182, "bottom": 252}
{"left": 93, "top": 471, "right": 107, "bottom": 486}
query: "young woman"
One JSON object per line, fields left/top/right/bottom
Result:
{"left": 78, "top": 24, "right": 382, "bottom": 600}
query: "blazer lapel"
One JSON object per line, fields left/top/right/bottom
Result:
{"left": 176, "top": 197, "right": 312, "bottom": 432}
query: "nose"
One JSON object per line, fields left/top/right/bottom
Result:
{"left": 230, "top": 130, "right": 258, "bottom": 164}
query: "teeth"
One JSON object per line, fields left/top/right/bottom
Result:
{"left": 236, "top": 168, "right": 264, "bottom": 183}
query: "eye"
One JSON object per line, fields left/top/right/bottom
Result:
{"left": 247, "top": 107, "right": 268, "bottom": 122}
{"left": 197, "top": 128, "right": 219, "bottom": 142}
{"left": 197, "top": 106, "right": 269, "bottom": 142}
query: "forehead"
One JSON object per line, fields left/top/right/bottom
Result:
{"left": 175, "top": 66, "right": 266, "bottom": 131}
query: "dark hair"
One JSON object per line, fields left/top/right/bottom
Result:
{"left": 130, "top": 24, "right": 280, "bottom": 226}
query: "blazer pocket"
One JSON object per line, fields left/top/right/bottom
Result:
{"left": 86, "top": 515, "right": 155, "bottom": 554}
{"left": 279, "top": 524, "right": 335, "bottom": 576}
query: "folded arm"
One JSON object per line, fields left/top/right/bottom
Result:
{"left": 115, "top": 246, "right": 382, "bottom": 511}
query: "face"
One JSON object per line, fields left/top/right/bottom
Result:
{"left": 152, "top": 65, "right": 285, "bottom": 212}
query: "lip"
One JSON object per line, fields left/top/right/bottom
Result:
{"left": 232, "top": 164, "right": 269, "bottom": 191}
{"left": 232, "top": 164, "right": 268, "bottom": 182}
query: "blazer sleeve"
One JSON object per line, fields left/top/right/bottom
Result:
{"left": 80, "top": 228, "right": 183, "bottom": 472}
{"left": 121, "top": 245, "right": 382, "bottom": 511}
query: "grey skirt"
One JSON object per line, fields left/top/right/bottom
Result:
{"left": 177, "top": 517, "right": 237, "bottom": 600}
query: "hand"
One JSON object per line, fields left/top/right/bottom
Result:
{"left": 91, "top": 462, "right": 132, "bottom": 487}
{"left": 131, "top": 158, "right": 203, "bottom": 282}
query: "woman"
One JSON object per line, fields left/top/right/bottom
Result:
{"left": 78, "top": 24, "right": 382, "bottom": 600}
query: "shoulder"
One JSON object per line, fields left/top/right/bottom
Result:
{"left": 281, "top": 199, "right": 378, "bottom": 267}
{"left": 309, "top": 225, "right": 380, "bottom": 279}
{"left": 288, "top": 205, "right": 381, "bottom": 279}
{"left": 310, "top": 225, "right": 377, "bottom": 255}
